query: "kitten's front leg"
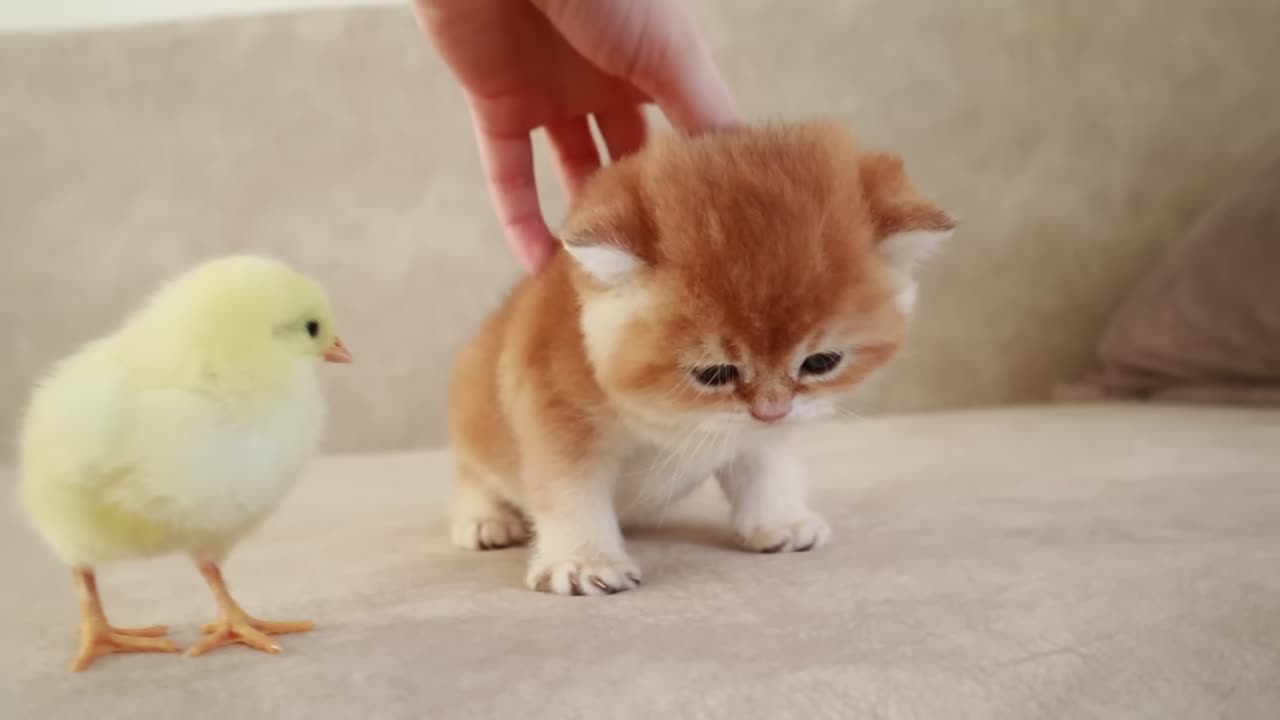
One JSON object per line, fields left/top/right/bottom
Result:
{"left": 524, "top": 460, "right": 642, "bottom": 596}
{"left": 716, "top": 440, "right": 831, "bottom": 553}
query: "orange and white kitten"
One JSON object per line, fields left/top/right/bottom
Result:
{"left": 448, "top": 121, "right": 954, "bottom": 596}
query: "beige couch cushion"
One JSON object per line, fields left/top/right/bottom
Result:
{"left": 3, "top": 405, "right": 1278, "bottom": 718}
{"left": 4, "top": 1, "right": 1280, "bottom": 456}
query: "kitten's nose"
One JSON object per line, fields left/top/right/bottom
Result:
{"left": 750, "top": 394, "right": 793, "bottom": 423}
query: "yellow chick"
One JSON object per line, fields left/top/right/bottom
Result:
{"left": 18, "top": 255, "right": 351, "bottom": 671}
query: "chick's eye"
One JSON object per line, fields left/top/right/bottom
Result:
{"left": 691, "top": 364, "right": 739, "bottom": 387}
{"left": 305, "top": 320, "right": 320, "bottom": 338}
{"left": 800, "top": 352, "right": 842, "bottom": 376}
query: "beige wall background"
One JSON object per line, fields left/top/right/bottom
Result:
{"left": 3, "top": 1, "right": 1279, "bottom": 458}
{"left": 0, "top": 0, "right": 397, "bottom": 31}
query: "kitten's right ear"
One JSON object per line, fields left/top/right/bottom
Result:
{"left": 561, "top": 228, "right": 643, "bottom": 284}
{"left": 559, "top": 181, "right": 649, "bottom": 285}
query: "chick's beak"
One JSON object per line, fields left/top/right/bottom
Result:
{"left": 324, "top": 336, "right": 352, "bottom": 364}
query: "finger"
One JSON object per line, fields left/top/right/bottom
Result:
{"left": 594, "top": 105, "right": 648, "bottom": 163}
{"left": 545, "top": 115, "right": 602, "bottom": 202}
{"left": 470, "top": 118, "right": 558, "bottom": 273}
{"left": 634, "top": 40, "right": 738, "bottom": 134}
{"left": 534, "top": 0, "right": 737, "bottom": 134}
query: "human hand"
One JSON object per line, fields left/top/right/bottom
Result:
{"left": 414, "top": 0, "right": 738, "bottom": 272}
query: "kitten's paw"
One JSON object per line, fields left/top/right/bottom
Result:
{"left": 736, "top": 512, "right": 831, "bottom": 553}
{"left": 451, "top": 510, "right": 530, "bottom": 551}
{"left": 525, "top": 555, "right": 642, "bottom": 596}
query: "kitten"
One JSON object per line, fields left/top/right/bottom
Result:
{"left": 447, "top": 121, "right": 954, "bottom": 596}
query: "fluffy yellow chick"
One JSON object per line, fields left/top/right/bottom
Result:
{"left": 18, "top": 255, "right": 351, "bottom": 671}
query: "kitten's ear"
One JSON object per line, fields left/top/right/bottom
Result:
{"left": 563, "top": 215, "right": 645, "bottom": 285}
{"left": 860, "top": 152, "right": 956, "bottom": 277}
{"left": 561, "top": 236, "right": 642, "bottom": 284}
{"left": 559, "top": 178, "right": 649, "bottom": 285}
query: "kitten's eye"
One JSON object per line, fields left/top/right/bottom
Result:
{"left": 800, "top": 352, "right": 843, "bottom": 376}
{"left": 691, "top": 364, "right": 739, "bottom": 387}
{"left": 306, "top": 320, "right": 320, "bottom": 338}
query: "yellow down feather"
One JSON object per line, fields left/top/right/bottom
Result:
{"left": 19, "top": 255, "right": 345, "bottom": 568}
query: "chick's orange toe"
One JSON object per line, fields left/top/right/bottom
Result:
{"left": 199, "top": 617, "right": 314, "bottom": 636}
{"left": 71, "top": 622, "right": 180, "bottom": 672}
{"left": 111, "top": 624, "right": 172, "bottom": 637}
{"left": 187, "top": 613, "right": 314, "bottom": 657}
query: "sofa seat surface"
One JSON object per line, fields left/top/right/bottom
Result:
{"left": 2, "top": 404, "right": 1278, "bottom": 719}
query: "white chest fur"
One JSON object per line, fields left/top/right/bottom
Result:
{"left": 612, "top": 425, "right": 746, "bottom": 520}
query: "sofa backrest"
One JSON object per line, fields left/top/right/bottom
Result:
{"left": 2, "top": 1, "right": 1278, "bottom": 456}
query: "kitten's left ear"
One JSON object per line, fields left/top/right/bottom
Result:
{"left": 860, "top": 152, "right": 956, "bottom": 277}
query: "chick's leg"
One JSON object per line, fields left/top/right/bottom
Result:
{"left": 70, "top": 568, "right": 179, "bottom": 671}
{"left": 186, "top": 559, "right": 313, "bottom": 657}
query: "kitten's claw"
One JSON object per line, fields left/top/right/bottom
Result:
{"left": 737, "top": 512, "right": 831, "bottom": 554}
{"left": 526, "top": 556, "right": 642, "bottom": 596}
{"left": 761, "top": 539, "right": 790, "bottom": 554}
{"left": 451, "top": 512, "right": 530, "bottom": 551}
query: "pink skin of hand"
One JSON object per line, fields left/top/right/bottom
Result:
{"left": 413, "top": 0, "right": 739, "bottom": 273}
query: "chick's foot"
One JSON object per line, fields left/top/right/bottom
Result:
{"left": 187, "top": 611, "right": 314, "bottom": 657}
{"left": 72, "top": 620, "right": 179, "bottom": 672}
{"left": 199, "top": 617, "right": 313, "bottom": 635}
{"left": 69, "top": 568, "right": 179, "bottom": 671}
{"left": 186, "top": 559, "right": 313, "bottom": 658}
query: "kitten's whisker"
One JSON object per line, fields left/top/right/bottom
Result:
{"left": 636, "top": 417, "right": 699, "bottom": 519}
{"left": 710, "top": 429, "right": 731, "bottom": 479}
{"left": 655, "top": 424, "right": 703, "bottom": 527}
{"left": 655, "top": 416, "right": 719, "bottom": 526}
{"left": 626, "top": 416, "right": 695, "bottom": 515}
{"left": 834, "top": 406, "right": 866, "bottom": 421}
{"left": 648, "top": 419, "right": 695, "bottom": 476}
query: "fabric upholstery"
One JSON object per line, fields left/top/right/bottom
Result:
{"left": 3, "top": 405, "right": 1279, "bottom": 719}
